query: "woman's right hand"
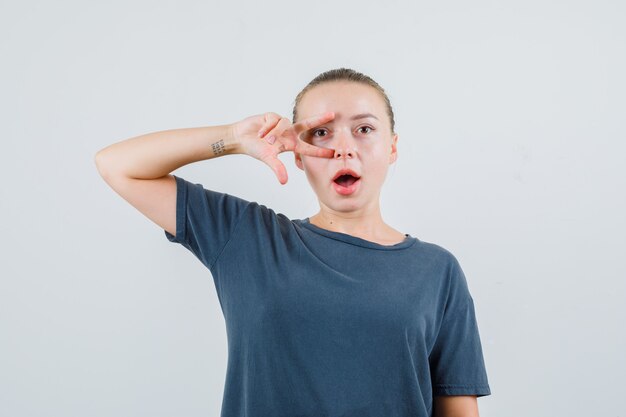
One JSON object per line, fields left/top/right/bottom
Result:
{"left": 230, "top": 111, "right": 336, "bottom": 185}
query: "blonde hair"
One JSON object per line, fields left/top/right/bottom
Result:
{"left": 292, "top": 67, "right": 396, "bottom": 134}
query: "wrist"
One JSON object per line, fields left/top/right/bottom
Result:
{"left": 203, "top": 123, "right": 241, "bottom": 158}
{"left": 225, "top": 122, "right": 246, "bottom": 155}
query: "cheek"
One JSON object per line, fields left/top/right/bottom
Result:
{"left": 367, "top": 165, "right": 388, "bottom": 182}
{"left": 362, "top": 156, "right": 391, "bottom": 182}
{"left": 302, "top": 158, "right": 327, "bottom": 182}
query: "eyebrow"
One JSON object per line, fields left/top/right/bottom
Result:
{"left": 326, "top": 112, "right": 379, "bottom": 122}
{"left": 349, "top": 113, "right": 379, "bottom": 121}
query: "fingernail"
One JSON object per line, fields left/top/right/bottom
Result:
{"left": 266, "top": 135, "right": 276, "bottom": 144}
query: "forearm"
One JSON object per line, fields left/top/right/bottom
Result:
{"left": 94, "top": 123, "right": 240, "bottom": 179}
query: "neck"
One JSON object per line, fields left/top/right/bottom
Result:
{"left": 308, "top": 205, "right": 404, "bottom": 244}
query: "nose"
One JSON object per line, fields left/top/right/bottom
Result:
{"left": 334, "top": 147, "right": 355, "bottom": 159}
{"left": 332, "top": 130, "right": 357, "bottom": 160}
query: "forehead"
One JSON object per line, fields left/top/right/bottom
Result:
{"left": 298, "top": 81, "right": 386, "bottom": 119}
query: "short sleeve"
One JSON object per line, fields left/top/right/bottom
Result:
{"left": 164, "top": 175, "right": 253, "bottom": 270}
{"left": 429, "top": 256, "right": 492, "bottom": 397}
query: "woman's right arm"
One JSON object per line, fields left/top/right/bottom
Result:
{"left": 94, "top": 124, "right": 240, "bottom": 238}
{"left": 94, "top": 123, "right": 239, "bottom": 180}
{"left": 94, "top": 111, "right": 336, "bottom": 238}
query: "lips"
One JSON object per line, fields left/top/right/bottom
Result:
{"left": 332, "top": 168, "right": 361, "bottom": 183}
{"left": 331, "top": 168, "right": 361, "bottom": 195}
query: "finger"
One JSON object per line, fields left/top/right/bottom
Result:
{"left": 291, "top": 111, "right": 335, "bottom": 137}
{"left": 258, "top": 113, "right": 282, "bottom": 138}
{"left": 263, "top": 117, "right": 292, "bottom": 145}
{"left": 258, "top": 119, "right": 277, "bottom": 138}
{"left": 295, "top": 140, "right": 335, "bottom": 159}
{"left": 276, "top": 161, "right": 288, "bottom": 184}
{"left": 263, "top": 154, "right": 289, "bottom": 185}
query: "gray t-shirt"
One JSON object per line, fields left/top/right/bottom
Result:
{"left": 164, "top": 175, "right": 491, "bottom": 417}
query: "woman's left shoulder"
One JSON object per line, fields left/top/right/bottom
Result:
{"left": 414, "top": 239, "right": 460, "bottom": 264}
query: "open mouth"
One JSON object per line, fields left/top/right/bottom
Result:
{"left": 332, "top": 171, "right": 361, "bottom": 195}
{"left": 333, "top": 174, "right": 360, "bottom": 187}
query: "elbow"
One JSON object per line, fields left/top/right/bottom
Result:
{"left": 94, "top": 150, "right": 106, "bottom": 175}
{"left": 94, "top": 150, "right": 113, "bottom": 179}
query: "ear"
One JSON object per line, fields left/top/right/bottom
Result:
{"left": 389, "top": 133, "right": 399, "bottom": 164}
{"left": 294, "top": 152, "right": 305, "bottom": 171}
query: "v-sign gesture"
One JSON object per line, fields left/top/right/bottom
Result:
{"left": 232, "top": 111, "right": 336, "bottom": 185}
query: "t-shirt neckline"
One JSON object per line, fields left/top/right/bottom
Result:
{"left": 294, "top": 217, "right": 418, "bottom": 250}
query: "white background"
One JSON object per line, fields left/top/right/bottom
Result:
{"left": 1, "top": 0, "right": 624, "bottom": 416}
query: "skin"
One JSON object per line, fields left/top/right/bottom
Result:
{"left": 292, "top": 80, "right": 407, "bottom": 245}
{"left": 433, "top": 395, "right": 480, "bottom": 417}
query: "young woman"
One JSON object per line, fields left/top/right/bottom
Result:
{"left": 95, "top": 67, "right": 491, "bottom": 417}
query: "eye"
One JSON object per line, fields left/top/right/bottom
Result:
{"left": 358, "top": 126, "right": 374, "bottom": 134}
{"left": 312, "top": 128, "right": 328, "bottom": 137}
